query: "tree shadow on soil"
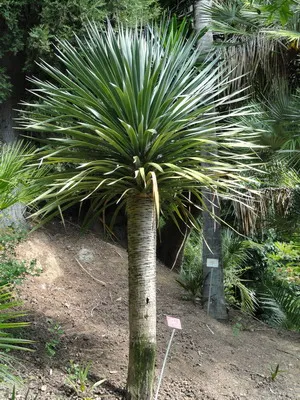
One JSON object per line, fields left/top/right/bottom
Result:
{"left": 13, "top": 310, "right": 126, "bottom": 398}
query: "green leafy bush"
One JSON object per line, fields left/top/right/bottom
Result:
{"left": 176, "top": 266, "right": 203, "bottom": 302}
{"left": 264, "top": 241, "right": 300, "bottom": 286}
{"left": 179, "top": 218, "right": 299, "bottom": 328}
{"left": 251, "top": 231, "right": 300, "bottom": 330}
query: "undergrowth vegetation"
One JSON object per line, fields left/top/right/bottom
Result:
{"left": 179, "top": 229, "right": 260, "bottom": 314}
{"left": 179, "top": 228, "right": 300, "bottom": 331}
{"left": 0, "top": 228, "right": 37, "bottom": 385}
{"left": 0, "top": 285, "right": 33, "bottom": 384}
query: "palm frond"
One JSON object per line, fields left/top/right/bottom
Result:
{"left": 211, "top": 0, "right": 271, "bottom": 36}
{"left": 222, "top": 229, "right": 259, "bottom": 314}
{"left": 222, "top": 229, "right": 261, "bottom": 269}
{"left": 258, "top": 281, "right": 300, "bottom": 330}
{"left": 229, "top": 85, "right": 300, "bottom": 235}
{"left": 262, "top": 29, "right": 300, "bottom": 42}
{"left": 210, "top": 0, "right": 300, "bottom": 95}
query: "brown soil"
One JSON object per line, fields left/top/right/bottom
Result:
{"left": 1, "top": 221, "right": 299, "bottom": 399}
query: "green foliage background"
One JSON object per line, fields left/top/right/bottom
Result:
{"left": 0, "top": 0, "right": 160, "bottom": 101}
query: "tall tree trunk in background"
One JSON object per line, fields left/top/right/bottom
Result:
{"left": 0, "top": 53, "right": 27, "bottom": 227}
{"left": 201, "top": 192, "right": 227, "bottom": 319}
{"left": 0, "top": 53, "right": 25, "bottom": 143}
{"left": 0, "top": 94, "right": 17, "bottom": 143}
{"left": 194, "top": 0, "right": 228, "bottom": 320}
{"left": 194, "top": 0, "right": 214, "bottom": 54}
{"left": 126, "top": 195, "right": 156, "bottom": 400}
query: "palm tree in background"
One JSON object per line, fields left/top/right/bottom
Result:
{"left": 195, "top": 0, "right": 300, "bottom": 234}
{"left": 231, "top": 87, "right": 300, "bottom": 236}
{"left": 20, "top": 20, "right": 260, "bottom": 400}
{"left": 209, "top": 0, "right": 300, "bottom": 95}
{"left": 209, "top": 0, "right": 300, "bottom": 233}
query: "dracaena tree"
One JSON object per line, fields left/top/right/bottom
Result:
{"left": 20, "top": 20, "right": 259, "bottom": 400}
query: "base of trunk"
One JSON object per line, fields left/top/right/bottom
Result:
{"left": 125, "top": 338, "right": 156, "bottom": 400}
{"left": 0, "top": 203, "right": 27, "bottom": 229}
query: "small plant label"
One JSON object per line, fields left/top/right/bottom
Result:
{"left": 155, "top": 316, "right": 182, "bottom": 400}
{"left": 206, "top": 258, "right": 219, "bottom": 268}
{"left": 166, "top": 316, "right": 182, "bottom": 330}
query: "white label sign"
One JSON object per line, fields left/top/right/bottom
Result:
{"left": 206, "top": 258, "right": 219, "bottom": 268}
{"left": 166, "top": 316, "right": 182, "bottom": 330}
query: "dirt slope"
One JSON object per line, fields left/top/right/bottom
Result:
{"left": 1, "top": 221, "right": 299, "bottom": 399}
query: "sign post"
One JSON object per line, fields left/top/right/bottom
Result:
{"left": 206, "top": 258, "right": 219, "bottom": 316}
{"left": 154, "top": 316, "right": 182, "bottom": 400}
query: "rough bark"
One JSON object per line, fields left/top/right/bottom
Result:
{"left": 0, "top": 53, "right": 27, "bottom": 227}
{"left": 126, "top": 195, "right": 156, "bottom": 400}
{"left": 194, "top": 0, "right": 228, "bottom": 320}
{"left": 0, "top": 202, "right": 27, "bottom": 228}
{"left": 201, "top": 191, "right": 227, "bottom": 320}
{"left": 0, "top": 53, "right": 25, "bottom": 143}
{"left": 0, "top": 95, "right": 17, "bottom": 143}
{"left": 194, "top": 0, "right": 213, "bottom": 56}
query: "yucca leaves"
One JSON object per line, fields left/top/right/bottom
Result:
{"left": 0, "top": 143, "right": 24, "bottom": 212}
{"left": 0, "top": 141, "right": 43, "bottom": 212}
{"left": 0, "top": 286, "right": 33, "bottom": 351}
{"left": 19, "top": 19, "right": 261, "bottom": 224}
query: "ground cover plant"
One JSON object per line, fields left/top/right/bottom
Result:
{"left": 0, "top": 228, "right": 39, "bottom": 286}
{"left": 0, "top": 227, "right": 38, "bottom": 387}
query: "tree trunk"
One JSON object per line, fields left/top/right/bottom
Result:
{"left": 201, "top": 191, "right": 227, "bottom": 319}
{"left": 126, "top": 195, "right": 156, "bottom": 400}
{"left": 0, "top": 95, "right": 17, "bottom": 143}
{"left": 194, "top": 0, "right": 213, "bottom": 55}
{"left": 194, "top": 0, "right": 228, "bottom": 320}
{"left": 0, "top": 53, "right": 25, "bottom": 143}
{"left": 0, "top": 53, "right": 27, "bottom": 227}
